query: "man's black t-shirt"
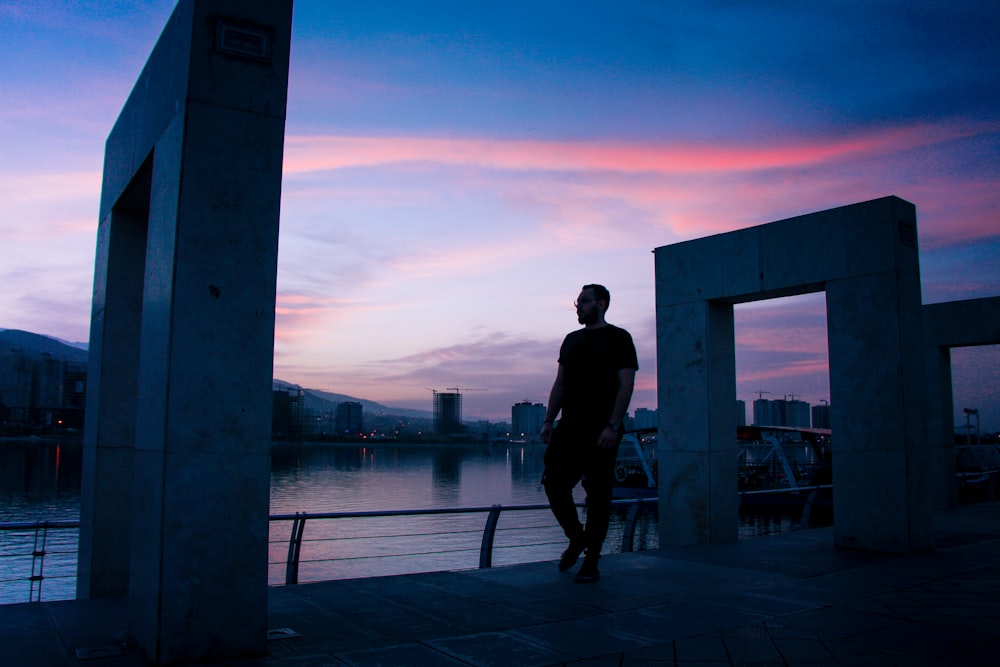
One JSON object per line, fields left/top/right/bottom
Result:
{"left": 557, "top": 324, "right": 638, "bottom": 428}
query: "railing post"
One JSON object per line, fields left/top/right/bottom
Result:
{"left": 798, "top": 488, "right": 818, "bottom": 529}
{"left": 285, "top": 513, "right": 307, "bottom": 585}
{"left": 621, "top": 502, "right": 641, "bottom": 553}
{"left": 479, "top": 504, "right": 503, "bottom": 569}
{"left": 29, "top": 522, "right": 49, "bottom": 603}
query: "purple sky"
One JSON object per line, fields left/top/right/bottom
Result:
{"left": 1, "top": 1, "right": 997, "bottom": 429}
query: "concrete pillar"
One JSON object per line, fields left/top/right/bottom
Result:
{"left": 654, "top": 196, "right": 935, "bottom": 552}
{"left": 78, "top": 1, "right": 292, "bottom": 663}
{"left": 825, "top": 219, "right": 931, "bottom": 552}
{"left": 79, "top": 205, "right": 148, "bottom": 597}
{"left": 923, "top": 343, "right": 956, "bottom": 507}
{"left": 655, "top": 299, "right": 739, "bottom": 545}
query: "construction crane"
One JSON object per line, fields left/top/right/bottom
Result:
{"left": 426, "top": 387, "right": 488, "bottom": 394}
{"left": 755, "top": 390, "right": 771, "bottom": 400}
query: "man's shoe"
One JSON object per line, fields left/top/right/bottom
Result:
{"left": 574, "top": 558, "right": 600, "bottom": 583}
{"left": 558, "top": 539, "right": 586, "bottom": 572}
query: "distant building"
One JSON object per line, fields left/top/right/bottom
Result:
{"left": 272, "top": 384, "right": 305, "bottom": 438}
{"left": 812, "top": 402, "right": 831, "bottom": 429}
{"left": 56, "top": 362, "right": 87, "bottom": 430}
{"left": 467, "top": 420, "right": 493, "bottom": 437}
{"left": 753, "top": 397, "right": 811, "bottom": 428}
{"left": 336, "top": 401, "right": 363, "bottom": 434}
{"left": 735, "top": 400, "right": 746, "bottom": 427}
{"left": 0, "top": 348, "right": 87, "bottom": 430}
{"left": 752, "top": 398, "right": 779, "bottom": 427}
{"left": 511, "top": 400, "right": 545, "bottom": 439}
{"left": 786, "top": 400, "right": 811, "bottom": 427}
{"left": 633, "top": 407, "right": 657, "bottom": 430}
{"left": 433, "top": 390, "right": 463, "bottom": 434}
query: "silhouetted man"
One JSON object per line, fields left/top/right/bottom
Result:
{"left": 540, "top": 284, "right": 637, "bottom": 583}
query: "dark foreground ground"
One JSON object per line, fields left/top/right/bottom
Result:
{"left": 3, "top": 500, "right": 999, "bottom": 666}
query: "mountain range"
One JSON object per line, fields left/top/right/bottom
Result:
{"left": 272, "top": 379, "right": 431, "bottom": 420}
{"left": 0, "top": 328, "right": 88, "bottom": 363}
{"left": 0, "top": 328, "right": 432, "bottom": 420}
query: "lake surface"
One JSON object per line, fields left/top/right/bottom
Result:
{"left": 1, "top": 438, "right": 819, "bottom": 604}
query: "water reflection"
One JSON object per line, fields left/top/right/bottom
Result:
{"left": 0, "top": 439, "right": 82, "bottom": 522}
{"left": 2, "top": 439, "right": 830, "bottom": 529}
{"left": 268, "top": 443, "right": 549, "bottom": 513}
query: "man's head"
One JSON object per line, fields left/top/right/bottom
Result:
{"left": 576, "top": 284, "right": 610, "bottom": 326}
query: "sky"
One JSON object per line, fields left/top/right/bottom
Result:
{"left": 1, "top": 1, "right": 998, "bottom": 430}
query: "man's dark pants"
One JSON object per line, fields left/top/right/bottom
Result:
{"left": 542, "top": 423, "right": 622, "bottom": 557}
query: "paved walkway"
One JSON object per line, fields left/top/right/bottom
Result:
{"left": 4, "top": 501, "right": 1000, "bottom": 666}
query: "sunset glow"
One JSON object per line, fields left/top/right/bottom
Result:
{"left": 1, "top": 1, "right": 997, "bottom": 429}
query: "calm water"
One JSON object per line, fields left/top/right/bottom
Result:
{"left": 269, "top": 442, "right": 552, "bottom": 512}
{"left": 1, "top": 439, "right": 815, "bottom": 604}
{"left": 0, "top": 439, "right": 599, "bottom": 603}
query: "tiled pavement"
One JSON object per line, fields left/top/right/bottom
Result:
{"left": 3, "top": 501, "right": 999, "bottom": 666}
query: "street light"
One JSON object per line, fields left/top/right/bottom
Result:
{"left": 963, "top": 408, "right": 980, "bottom": 446}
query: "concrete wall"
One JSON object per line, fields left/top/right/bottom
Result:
{"left": 923, "top": 296, "right": 1000, "bottom": 506}
{"left": 79, "top": 1, "right": 293, "bottom": 663}
{"left": 654, "top": 196, "right": 933, "bottom": 552}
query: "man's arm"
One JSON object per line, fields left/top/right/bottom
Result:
{"left": 540, "top": 364, "right": 565, "bottom": 444}
{"left": 597, "top": 367, "right": 636, "bottom": 448}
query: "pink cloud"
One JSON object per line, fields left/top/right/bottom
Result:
{"left": 281, "top": 119, "right": 1000, "bottom": 252}
{"left": 737, "top": 359, "right": 830, "bottom": 384}
{"left": 274, "top": 296, "right": 350, "bottom": 349}
{"left": 387, "top": 236, "right": 544, "bottom": 278}
{"left": 0, "top": 170, "right": 100, "bottom": 203}
{"left": 899, "top": 179, "right": 1000, "bottom": 247}
{"left": 273, "top": 291, "right": 399, "bottom": 345}
{"left": 283, "top": 119, "right": 997, "bottom": 177}
{"left": 737, "top": 325, "right": 828, "bottom": 356}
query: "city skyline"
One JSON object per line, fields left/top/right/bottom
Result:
{"left": 1, "top": 2, "right": 997, "bottom": 428}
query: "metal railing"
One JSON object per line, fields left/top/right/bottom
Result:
{"left": 0, "top": 520, "right": 80, "bottom": 603}
{"left": 1, "top": 498, "right": 658, "bottom": 604}
{"left": 7, "top": 471, "right": 997, "bottom": 604}
{"left": 271, "top": 498, "right": 658, "bottom": 585}
{"left": 740, "top": 484, "right": 833, "bottom": 529}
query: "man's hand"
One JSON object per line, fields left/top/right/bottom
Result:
{"left": 597, "top": 425, "right": 618, "bottom": 448}
{"left": 540, "top": 421, "right": 554, "bottom": 444}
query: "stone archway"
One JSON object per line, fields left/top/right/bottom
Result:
{"left": 78, "top": 1, "right": 293, "bottom": 662}
{"left": 654, "top": 196, "right": 934, "bottom": 553}
{"left": 924, "top": 296, "right": 1000, "bottom": 504}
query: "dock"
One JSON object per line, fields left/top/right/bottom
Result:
{"left": 2, "top": 500, "right": 998, "bottom": 666}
